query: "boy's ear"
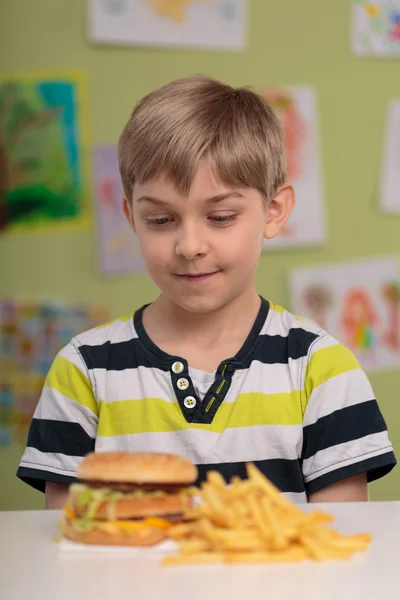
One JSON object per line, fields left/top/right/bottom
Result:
{"left": 264, "top": 184, "right": 295, "bottom": 240}
{"left": 123, "top": 197, "right": 136, "bottom": 232}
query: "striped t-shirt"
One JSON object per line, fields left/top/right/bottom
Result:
{"left": 17, "top": 298, "right": 396, "bottom": 503}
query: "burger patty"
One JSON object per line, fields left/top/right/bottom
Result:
{"left": 130, "top": 513, "right": 186, "bottom": 523}
{"left": 78, "top": 480, "right": 189, "bottom": 493}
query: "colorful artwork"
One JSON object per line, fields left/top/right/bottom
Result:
{"left": 259, "top": 87, "right": 326, "bottom": 250}
{"left": 380, "top": 100, "right": 400, "bottom": 214}
{"left": 0, "top": 300, "right": 110, "bottom": 446}
{"left": 93, "top": 145, "right": 146, "bottom": 276}
{"left": 352, "top": 1, "right": 400, "bottom": 56}
{"left": 87, "top": 0, "right": 247, "bottom": 50}
{"left": 0, "top": 73, "right": 89, "bottom": 233}
{"left": 290, "top": 257, "right": 400, "bottom": 372}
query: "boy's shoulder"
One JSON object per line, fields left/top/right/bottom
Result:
{"left": 267, "top": 300, "right": 328, "bottom": 346}
{"left": 72, "top": 310, "right": 138, "bottom": 349}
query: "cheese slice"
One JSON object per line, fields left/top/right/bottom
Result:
{"left": 109, "top": 517, "right": 172, "bottom": 531}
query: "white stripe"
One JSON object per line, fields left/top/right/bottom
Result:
{"left": 19, "top": 447, "right": 83, "bottom": 477}
{"left": 93, "top": 366, "right": 176, "bottom": 403}
{"left": 58, "top": 342, "right": 90, "bottom": 377}
{"left": 227, "top": 360, "right": 303, "bottom": 398}
{"left": 302, "top": 431, "right": 393, "bottom": 481}
{"left": 92, "top": 359, "right": 304, "bottom": 403}
{"left": 95, "top": 424, "right": 303, "bottom": 464}
{"left": 303, "top": 370, "right": 375, "bottom": 427}
{"left": 265, "top": 308, "right": 323, "bottom": 338}
{"left": 74, "top": 316, "right": 136, "bottom": 347}
{"left": 34, "top": 387, "right": 98, "bottom": 435}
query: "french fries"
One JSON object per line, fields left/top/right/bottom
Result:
{"left": 163, "top": 463, "right": 372, "bottom": 565}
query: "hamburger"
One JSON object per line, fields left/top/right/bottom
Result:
{"left": 60, "top": 451, "right": 198, "bottom": 546}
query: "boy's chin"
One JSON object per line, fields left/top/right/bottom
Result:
{"left": 165, "top": 293, "right": 237, "bottom": 315}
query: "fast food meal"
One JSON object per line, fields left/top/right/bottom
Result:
{"left": 163, "top": 463, "right": 372, "bottom": 565}
{"left": 60, "top": 451, "right": 197, "bottom": 546}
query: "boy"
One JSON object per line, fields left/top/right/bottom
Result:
{"left": 17, "top": 76, "right": 396, "bottom": 509}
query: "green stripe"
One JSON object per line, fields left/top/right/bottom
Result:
{"left": 97, "top": 391, "right": 302, "bottom": 437}
{"left": 46, "top": 355, "right": 98, "bottom": 416}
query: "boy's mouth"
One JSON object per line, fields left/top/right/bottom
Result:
{"left": 175, "top": 271, "right": 220, "bottom": 283}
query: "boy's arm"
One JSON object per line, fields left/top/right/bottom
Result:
{"left": 17, "top": 340, "right": 98, "bottom": 496}
{"left": 308, "top": 472, "right": 368, "bottom": 503}
{"left": 301, "top": 335, "right": 396, "bottom": 501}
{"left": 45, "top": 482, "right": 70, "bottom": 509}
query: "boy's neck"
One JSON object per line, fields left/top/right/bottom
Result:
{"left": 143, "top": 286, "right": 262, "bottom": 349}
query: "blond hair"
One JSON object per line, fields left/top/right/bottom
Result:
{"left": 118, "top": 76, "right": 286, "bottom": 203}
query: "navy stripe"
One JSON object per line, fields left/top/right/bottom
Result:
{"left": 302, "top": 400, "right": 388, "bottom": 460}
{"left": 242, "top": 328, "right": 319, "bottom": 368}
{"left": 79, "top": 339, "right": 172, "bottom": 372}
{"left": 16, "top": 467, "right": 76, "bottom": 493}
{"left": 27, "top": 419, "right": 95, "bottom": 456}
{"left": 195, "top": 458, "right": 305, "bottom": 494}
{"left": 78, "top": 327, "right": 319, "bottom": 372}
{"left": 305, "top": 451, "right": 396, "bottom": 495}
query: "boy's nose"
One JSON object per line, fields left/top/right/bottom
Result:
{"left": 175, "top": 224, "right": 208, "bottom": 260}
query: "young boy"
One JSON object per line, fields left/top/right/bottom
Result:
{"left": 17, "top": 76, "right": 396, "bottom": 509}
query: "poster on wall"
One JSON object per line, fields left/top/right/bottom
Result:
{"left": 352, "top": 1, "right": 400, "bottom": 57}
{"left": 87, "top": 0, "right": 247, "bottom": 50}
{"left": 379, "top": 100, "right": 400, "bottom": 214}
{"left": 259, "top": 86, "right": 326, "bottom": 250}
{"left": 0, "top": 73, "right": 90, "bottom": 234}
{"left": 93, "top": 145, "right": 146, "bottom": 276}
{"left": 290, "top": 257, "right": 400, "bottom": 372}
{"left": 0, "top": 300, "right": 110, "bottom": 447}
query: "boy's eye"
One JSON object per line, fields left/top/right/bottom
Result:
{"left": 209, "top": 214, "right": 238, "bottom": 224}
{"left": 145, "top": 217, "right": 173, "bottom": 227}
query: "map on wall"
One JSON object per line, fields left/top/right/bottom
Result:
{"left": 352, "top": 1, "right": 400, "bottom": 56}
{"left": 87, "top": 0, "right": 247, "bottom": 50}
{"left": 260, "top": 86, "right": 326, "bottom": 250}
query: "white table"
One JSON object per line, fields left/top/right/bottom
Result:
{"left": 1, "top": 503, "right": 400, "bottom": 600}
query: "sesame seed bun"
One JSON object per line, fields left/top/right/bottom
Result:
{"left": 77, "top": 452, "right": 197, "bottom": 484}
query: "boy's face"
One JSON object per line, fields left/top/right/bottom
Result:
{"left": 125, "top": 161, "right": 293, "bottom": 314}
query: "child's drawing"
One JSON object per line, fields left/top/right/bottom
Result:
{"left": 93, "top": 145, "right": 146, "bottom": 276}
{"left": 88, "top": 0, "right": 246, "bottom": 50}
{"left": 339, "top": 288, "right": 379, "bottom": 353}
{"left": 302, "top": 284, "right": 333, "bottom": 331}
{"left": 260, "top": 87, "right": 326, "bottom": 250}
{"left": 352, "top": 1, "right": 400, "bottom": 56}
{"left": 290, "top": 257, "right": 400, "bottom": 371}
{"left": 380, "top": 100, "right": 400, "bottom": 214}
{"left": 0, "top": 75, "right": 89, "bottom": 233}
{"left": 382, "top": 282, "right": 400, "bottom": 350}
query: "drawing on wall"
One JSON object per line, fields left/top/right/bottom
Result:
{"left": 93, "top": 145, "right": 146, "bottom": 276}
{"left": 259, "top": 86, "right": 326, "bottom": 250}
{"left": 290, "top": 257, "right": 400, "bottom": 372}
{"left": 0, "top": 300, "right": 110, "bottom": 446}
{"left": 380, "top": 100, "right": 400, "bottom": 214}
{"left": 87, "top": 0, "right": 247, "bottom": 50}
{"left": 0, "top": 74, "right": 90, "bottom": 234}
{"left": 352, "top": 1, "right": 400, "bottom": 56}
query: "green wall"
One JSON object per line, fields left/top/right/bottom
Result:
{"left": 1, "top": 0, "right": 399, "bottom": 510}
